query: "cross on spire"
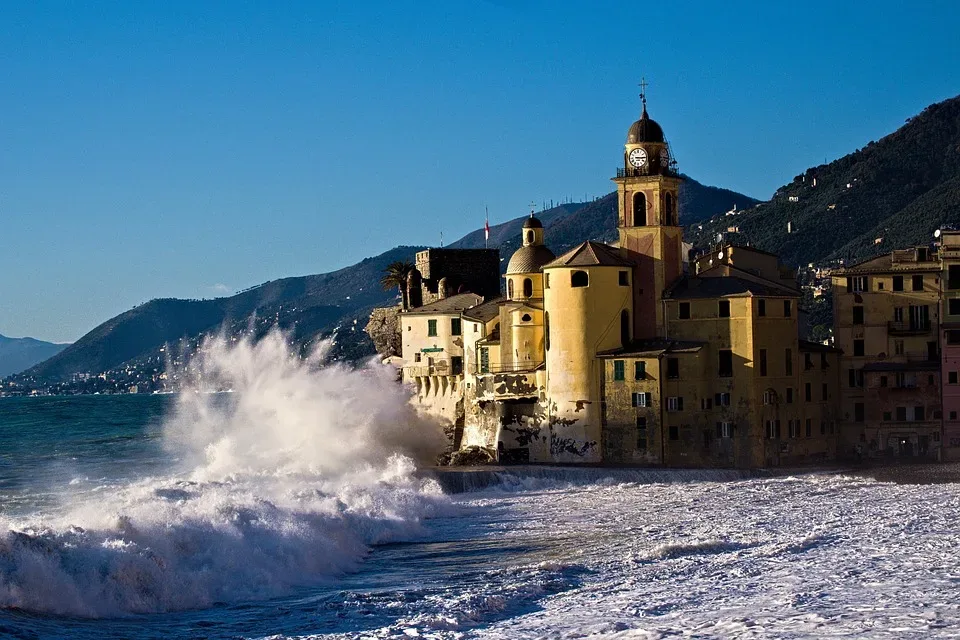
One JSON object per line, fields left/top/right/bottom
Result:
{"left": 529, "top": 201, "right": 537, "bottom": 217}
{"left": 638, "top": 76, "right": 649, "bottom": 114}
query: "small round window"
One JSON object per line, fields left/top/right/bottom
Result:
{"left": 521, "top": 314, "right": 532, "bottom": 322}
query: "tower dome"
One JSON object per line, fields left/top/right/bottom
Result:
{"left": 626, "top": 107, "right": 665, "bottom": 144}
{"left": 507, "top": 215, "right": 554, "bottom": 275}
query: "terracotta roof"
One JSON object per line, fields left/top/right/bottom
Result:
{"left": 403, "top": 293, "right": 483, "bottom": 315}
{"left": 597, "top": 339, "right": 705, "bottom": 358}
{"left": 461, "top": 297, "right": 503, "bottom": 322}
{"left": 545, "top": 241, "right": 633, "bottom": 268}
{"left": 665, "top": 275, "right": 799, "bottom": 299}
{"left": 836, "top": 252, "right": 939, "bottom": 274}
{"left": 506, "top": 245, "right": 556, "bottom": 274}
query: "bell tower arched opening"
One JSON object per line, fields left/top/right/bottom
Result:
{"left": 633, "top": 192, "right": 646, "bottom": 226}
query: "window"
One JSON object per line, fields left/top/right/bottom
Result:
{"left": 788, "top": 420, "right": 799, "bottom": 439}
{"left": 880, "top": 375, "right": 888, "bottom": 388}
{"left": 451, "top": 356, "right": 463, "bottom": 375}
{"left": 544, "top": 312, "right": 550, "bottom": 351}
{"left": 853, "top": 340, "right": 864, "bottom": 357}
{"left": 522, "top": 278, "right": 533, "bottom": 298}
{"left": 636, "top": 417, "right": 648, "bottom": 450}
{"left": 785, "top": 348, "right": 793, "bottom": 375}
{"left": 667, "top": 397, "right": 684, "bottom": 412}
{"left": 521, "top": 313, "right": 532, "bottom": 322}
{"left": 913, "top": 275, "right": 924, "bottom": 291}
{"left": 633, "top": 192, "right": 647, "bottom": 226}
{"left": 820, "top": 421, "right": 826, "bottom": 435}
{"left": 758, "top": 299, "right": 766, "bottom": 317}
{"left": 678, "top": 302, "right": 690, "bottom": 319}
{"left": 759, "top": 349, "right": 768, "bottom": 376}
{"left": 480, "top": 347, "right": 489, "bottom": 374}
{"left": 853, "top": 306, "right": 864, "bottom": 325}
{"left": 718, "top": 300, "right": 731, "bottom": 318}
{"left": 822, "top": 383, "right": 828, "bottom": 401}
{"left": 765, "top": 420, "right": 776, "bottom": 439}
{"left": 613, "top": 360, "right": 625, "bottom": 381}
{"left": 805, "top": 353, "right": 813, "bottom": 370}
{"left": 854, "top": 402, "right": 865, "bottom": 423}
{"left": 948, "top": 330, "right": 960, "bottom": 346}
{"left": 634, "top": 361, "right": 646, "bottom": 380}
{"left": 715, "top": 392, "right": 731, "bottom": 407}
{"left": 665, "top": 193, "right": 675, "bottom": 225}
{"left": 427, "top": 319, "right": 438, "bottom": 337}
{"left": 895, "top": 339, "right": 905, "bottom": 355}
{"left": 667, "top": 358, "right": 680, "bottom": 379}
{"left": 784, "top": 300, "right": 792, "bottom": 317}
{"left": 717, "top": 422, "right": 733, "bottom": 439}
{"left": 805, "top": 382, "right": 812, "bottom": 402}
{"left": 805, "top": 418, "right": 812, "bottom": 438}
{"left": 669, "top": 425, "right": 679, "bottom": 441}
{"left": 893, "top": 275, "right": 904, "bottom": 291}
{"left": 821, "top": 353, "right": 828, "bottom": 370}
{"left": 786, "top": 387, "right": 794, "bottom": 403}
{"left": 847, "top": 276, "right": 867, "bottom": 292}
{"left": 894, "top": 307, "right": 904, "bottom": 322}
{"left": 918, "top": 248, "right": 928, "bottom": 261}
{"left": 915, "top": 406, "right": 925, "bottom": 421}
{"left": 451, "top": 318, "right": 462, "bottom": 336}
{"left": 763, "top": 389, "right": 776, "bottom": 405}
{"left": 883, "top": 411, "right": 892, "bottom": 421}
{"left": 950, "top": 371, "right": 958, "bottom": 385}
{"left": 507, "top": 280, "right": 514, "bottom": 298}
{"left": 545, "top": 273, "right": 550, "bottom": 289}
{"left": 571, "top": 270, "right": 589, "bottom": 287}
{"left": 951, "top": 298, "right": 960, "bottom": 316}
{"left": 878, "top": 281, "right": 884, "bottom": 290}
{"left": 950, "top": 265, "right": 960, "bottom": 290}
{"left": 701, "top": 398, "right": 713, "bottom": 410}
{"left": 619, "top": 271, "right": 629, "bottom": 286}
{"left": 896, "top": 406, "right": 907, "bottom": 421}
{"left": 414, "top": 352, "right": 422, "bottom": 363}
{"left": 718, "top": 349, "right": 733, "bottom": 377}
{"left": 632, "top": 392, "right": 651, "bottom": 408}
{"left": 848, "top": 368, "right": 864, "bottom": 388}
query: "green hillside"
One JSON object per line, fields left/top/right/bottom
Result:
{"left": 688, "top": 95, "right": 960, "bottom": 266}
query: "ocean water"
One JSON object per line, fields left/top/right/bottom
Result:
{"left": 2, "top": 334, "right": 960, "bottom": 638}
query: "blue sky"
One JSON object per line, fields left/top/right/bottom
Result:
{"left": 2, "top": 0, "right": 958, "bottom": 343}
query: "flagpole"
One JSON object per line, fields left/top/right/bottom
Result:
{"left": 484, "top": 206, "right": 489, "bottom": 249}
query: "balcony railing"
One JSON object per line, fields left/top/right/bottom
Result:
{"left": 888, "top": 320, "right": 932, "bottom": 335}
{"left": 405, "top": 360, "right": 463, "bottom": 377}
{"left": 476, "top": 361, "right": 544, "bottom": 375}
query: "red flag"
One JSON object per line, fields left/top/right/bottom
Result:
{"left": 484, "top": 207, "right": 490, "bottom": 246}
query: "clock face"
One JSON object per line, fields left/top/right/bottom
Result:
{"left": 628, "top": 147, "right": 648, "bottom": 168}
{"left": 660, "top": 148, "right": 669, "bottom": 166}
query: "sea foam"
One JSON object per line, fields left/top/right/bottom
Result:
{"left": 0, "top": 330, "right": 449, "bottom": 617}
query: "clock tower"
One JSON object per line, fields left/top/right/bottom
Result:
{"left": 613, "top": 90, "right": 684, "bottom": 339}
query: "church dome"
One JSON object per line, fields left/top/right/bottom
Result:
{"left": 522, "top": 216, "right": 543, "bottom": 229}
{"left": 627, "top": 109, "right": 664, "bottom": 144}
{"left": 506, "top": 245, "right": 556, "bottom": 275}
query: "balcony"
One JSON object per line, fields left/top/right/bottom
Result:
{"left": 888, "top": 320, "right": 932, "bottom": 335}
{"left": 405, "top": 359, "right": 463, "bottom": 377}
{"left": 615, "top": 167, "right": 677, "bottom": 178}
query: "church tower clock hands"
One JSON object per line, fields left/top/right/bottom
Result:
{"left": 613, "top": 80, "right": 685, "bottom": 340}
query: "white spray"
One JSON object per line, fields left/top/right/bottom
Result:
{"left": 0, "top": 330, "right": 449, "bottom": 617}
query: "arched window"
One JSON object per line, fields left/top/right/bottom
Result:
{"left": 523, "top": 278, "right": 533, "bottom": 298}
{"left": 526, "top": 230, "right": 535, "bottom": 244}
{"left": 571, "top": 270, "right": 589, "bottom": 287}
{"left": 507, "top": 279, "right": 514, "bottom": 299}
{"left": 545, "top": 311, "right": 550, "bottom": 351}
{"left": 665, "top": 192, "right": 674, "bottom": 225}
{"left": 621, "top": 309, "right": 630, "bottom": 347}
{"left": 633, "top": 192, "right": 647, "bottom": 227}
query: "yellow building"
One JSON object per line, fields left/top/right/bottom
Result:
{"left": 455, "top": 96, "right": 842, "bottom": 468}
{"left": 832, "top": 247, "right": 943, "bottom": 459}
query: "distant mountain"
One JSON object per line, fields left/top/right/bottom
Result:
{"left": 0, "top": 334, "right": 68, "bottom": 377}
{"left": 17, "top": 175, "right": 757, "bottom": 383}
{"left": 688, "top": 94, "right": 960, "bottom": 266}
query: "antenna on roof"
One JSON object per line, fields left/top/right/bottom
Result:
{"left": 638, "top": 76, "right": 649, "bottom": 114}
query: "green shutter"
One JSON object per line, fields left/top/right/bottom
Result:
{"left": 613, "top": 360, "right": 625, "bottom": 381}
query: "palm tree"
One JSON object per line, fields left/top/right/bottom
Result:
{"left": 381, "top": 260, "right": 415, "bottom": 308}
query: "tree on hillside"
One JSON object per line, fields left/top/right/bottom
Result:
{"left": 380, "top": 260, "right": 415, "bottom": 308}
